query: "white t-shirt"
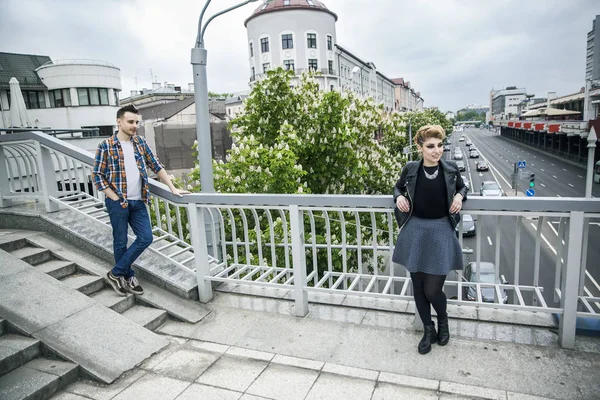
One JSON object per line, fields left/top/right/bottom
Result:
{"left": 121, "top": 140, "right": 142, "bottom": 200}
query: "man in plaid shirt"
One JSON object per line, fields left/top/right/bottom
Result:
{"left": 93, "top": 105, "right": 189, "bottom": 296}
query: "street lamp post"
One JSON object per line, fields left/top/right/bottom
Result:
{"left": 192, "top": 0, "right": 258, "bottom": 192}
{"left": 585, "top": 126, "right": 597, "bottom": 198}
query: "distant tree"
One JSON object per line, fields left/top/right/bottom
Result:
{"left": 208, "top": 91, "right": 233, "bottom": 98}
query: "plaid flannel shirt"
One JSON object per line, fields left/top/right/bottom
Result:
{"left": 93, "top": 134, "right": 164, "bottom": 207}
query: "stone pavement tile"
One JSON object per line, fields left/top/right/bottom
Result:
{"left": 211, "top": 293, "right": 285, "bottom": 314}
{"left": 246, "top": 364, "right": 319, "bottom": 400}
{"left": 50, "top": 393, "right": 93, "bottom": 400}
{"left": 574, "top": 336, "right": 600, "bottom": 354}
{"left": 304, "top": 303, "right": 367, "bottom": 325}
{"left": 157, "top": 306, "right": 265, "bottom": 345}
{"left": 151, "top": 348, "right": 219, "bottom": 381}
{"left": 562, "top": 350, "right": 600, "bottom": 400}
{"left": 304, "top": 373, "right": 375, "bottom": 400}
{"left": 506, "top": 392, "right": 557, "bottom": 400}
{"left": 229, "top": 284, "right": 291, "bottom": 300}
{"left": 112, "top": 373, "right": 190, "bottom": 400}
{"left": 271, "top": 354, "right": 324, "bottom": 371}
{"left": 322, "top": 362, "right": 378, "bottom": 380}
{"left": 226, "top": 346, "right": 274, "bottom": 362}
{"left": 477, "top": 308, "right": 555, "bottom": 327}
{"left": 378, "top": 371, "right": 439, "bottom": 391}
{"left": 139, "top": 335, "right": 188, "bottom": 370}
{"left": 0, "top": 249, "right": 29, "bottom": 277}
{"left": 188, "top": 340, "right": 230, "bottom": 354}
{"left": 371, "top": 383, "right": 439, "bottom": 400}
{"left": 447, "top": 303, "right": 478, "bottom": 320}
{"left": 63, "top": 369, "right": 146, "bottom": 400}
{"left": 239, "top": 394, "right": 276, "bottom": 400}
{"left": 196, "top": 356, "right": 268, "bottom": 392}
{"left": 360, "top": 310, "right": 415, "bottom": 330}
{"left": 175, "top": 383, "right": 242, "bottom": 400}
{"left": 440, "top": 381, "right": 506, "bottom": 400}
{"left": 235, "top": 314, "right": 347, "bottom": 361}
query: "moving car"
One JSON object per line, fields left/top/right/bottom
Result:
{"left": 454, "top": 152, "right": 463, "bottom": 160}
{"left": 465, "top": 140, "right": 473, "bottom": 147}
{"left": 444, "top": 145, "right": 451, "bottom": 151}
{"left": 455, "top": 214, "right": 476, "bottom": 237}
{"left": 459, "top": 136, "right": 465, "bottom": 142}
{"left": 469, "top": 150, "right": 480, "bottom": 158}
{"left": 480, "top": 181, "right": 502, "bottom": 196}
{"left": 463, "top": 262, "right": 508, "bottom": 303}
{"left": 456, "top": 160, "right": 466, "bottom": 171}
{"left": 461, "top": 175, "right": 470, "bottom": 189}
{"left": 476, "top": 161, "right": 489, "bottom": 171}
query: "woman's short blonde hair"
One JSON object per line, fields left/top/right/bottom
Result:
{"left": 413, "top": 124, "right": 446, "bottom": 146}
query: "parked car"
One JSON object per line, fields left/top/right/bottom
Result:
{"left": 455, "top": 214, "right": 476, "bottom": 237}
{"left": 469, "top": 150, "right": 480, "bottom": 158}
{"left": 463, "top": 262, "right": 508, "bottom": 303}
{"left": 476, "top": 161, "right": 489, "bottom": 171}
{"left": 480, "top": 180, "right": 502, "bottom": 196}
{"left": 456, "top": 160, "right": 466, "bottom": 171}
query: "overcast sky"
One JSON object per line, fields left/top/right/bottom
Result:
{"left": 1, "top": 0, "right": 597, "bottom": 112}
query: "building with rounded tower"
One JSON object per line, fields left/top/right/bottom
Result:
{"left": 244, "top": 0, "right": 420, "bottom": 112}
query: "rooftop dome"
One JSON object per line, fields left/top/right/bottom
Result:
{"left": 244, "top": 0, "right": 338, "bottom": 26}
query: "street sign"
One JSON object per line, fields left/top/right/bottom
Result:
{"left": 526, "top": 189, "right": 535, "bottom": 197}
{"left": 519, "top": 171, "right": 529, "bottom": 179}
{"left": 517, "top": 161, "right": 526, "bottom": 169}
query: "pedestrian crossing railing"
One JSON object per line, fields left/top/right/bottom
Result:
{"left": 1, "top": 131, "right": 600, "bottom": 349}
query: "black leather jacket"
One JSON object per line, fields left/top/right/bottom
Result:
{"left": 393, "top": 159, "right": 468, "bottom": 230}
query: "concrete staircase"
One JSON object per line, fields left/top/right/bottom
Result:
{"left": 0, "top": 318, "right": 79, "bottom": 400}
{"left": 2, "top": 237, "right": 169, "bottom": 332}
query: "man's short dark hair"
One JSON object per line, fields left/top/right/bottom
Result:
{"left": 117, "top": 105, "right": 139, "bottom": 119}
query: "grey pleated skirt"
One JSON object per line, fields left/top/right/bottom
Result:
{"left": 392, "top": 216, "right": 463, "bottom": 275}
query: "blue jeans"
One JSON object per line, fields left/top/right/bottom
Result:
{"left": 105, "top": 199, "right": 153, "bottom": 278}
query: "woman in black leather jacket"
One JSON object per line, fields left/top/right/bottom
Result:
{"left": 393, "top": 125, "right": 468, "bottom": 355}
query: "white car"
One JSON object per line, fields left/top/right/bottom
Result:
{"left": 480, "top": 181, "right": 503, "bottom": 196}
{"left": 461, "top": 175, "right": 470, "bottom": 189}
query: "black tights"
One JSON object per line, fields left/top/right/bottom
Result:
{"left": 410, "top": 272, "right": 447, "bottom": 325}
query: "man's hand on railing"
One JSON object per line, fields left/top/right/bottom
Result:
{"left": 171, "top": 187, "right": 191, "bottom": 198}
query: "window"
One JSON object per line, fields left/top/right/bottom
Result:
{"left": 249, "top": 42, "right": 254, "bottom": 57}
{"left": 114, "top": 90, "right": 120, "bottom": 106}
{"left": 284, "top": 0, "right": 290, "bottom": 4}
{"left": 307, "top": 0, "right": 314, "bottom": 5}
{"left": 328, "top": 60, "right": 334, "bottom": 75}
{"left": 262, "top": 63, "right": 270, "bottom": 73}
{"left": 49, "top": 89, "right": 72, "bottom": 107}
{"left": 22, "top": 91, "right": 45, "bottom": 109}
{"left": 282, "top": 34, "right": 293, "bottom": 49}
{"left": 251, "top": 67, "right": 256, "bottom": 80}
{"left": 307, "top": 33, "right": 317, "bottom": 49}
{"left": 283, "top": 59, "right": 295, "bottom": 71}
{"left": 261, "top": 37, "right": 269, "bottom": 53}
{"left": 308, "top": 59, "right": 318, "bottom": 71}
{"left": 327, "top": 35, "right": 332, "bottom": 50}
{"left": 77, "top": 88, "right": 110, "bottom": 106}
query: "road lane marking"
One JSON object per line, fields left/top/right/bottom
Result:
{"left": 563, "top": 168, "right": 567, "bottom": 172}
{"left": 568, "top": 183, "right": 574, "bottom": 187}
{"left": 556, "top": 194, "right": 561, "bottom": 197}
{"left": 551, "top": 163, "right": 554, "bottom": 166}
{"left": 540, "top": 183, "right": 546, "bottom": 187}
{"left": 578, "top": 175, "right": 583, "bottom": 178}
{"left": 487, "top": 236, "right": 493, "bottom": 246}
{"left": 541, "top": 169, "right": 544, "bottom": 172}
{"left": 553, "top": 175, "right": 558, "bottom": 179}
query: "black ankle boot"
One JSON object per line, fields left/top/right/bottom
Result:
{"left": 418, "top": 322, "right": 437, "bottom": 354}
{"left": 437, "top": 314, "right": 449, "bottom": 346}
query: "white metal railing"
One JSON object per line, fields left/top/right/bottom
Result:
{"left": 1, "top": 131, "right": 599, "bottom": 350}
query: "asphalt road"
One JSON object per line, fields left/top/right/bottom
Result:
{"left": 444, "top": 127, "right": 600, "bottom": 309}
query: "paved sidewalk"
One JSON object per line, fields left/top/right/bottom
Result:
{"left": 50, "top": 292, "right": 600, "bottom": 400}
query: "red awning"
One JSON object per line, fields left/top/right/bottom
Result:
{"left": 515, "top": 122, "right": 522, "bottom": 128}
{"left": 534, "top": 123, "right": 545, "bottom": 131}
{"left": 523, "top": 122, "right": 532, "bottom": 129}
{"left": 508, "top": 121, "right": 514, "bottom": 127}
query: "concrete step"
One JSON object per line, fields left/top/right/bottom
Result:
{"left": 0, "top": 319, "right": 5, "bottom": 336}
{"left": 10, "top": 246, "right": 53, "bottom": 266}
{"left": 60, "top": 274, "right": 105, "bottom": 296}
{"left": 0, "top": 334, "right": 41, "bottom": 376}
{"left": 0, "top": 238, "right": 28, "bottom": 253}
{"left": 0, "top": 358, "right": 78, "bottom": 400}
{"left": 89, "top": 289, "right": 136, "bottom": 314}
{"left": 121, "top": 305, "right": 168, "bottom": 331}
{"left": 35, "top": 259, "right": 78, "bottom": 280}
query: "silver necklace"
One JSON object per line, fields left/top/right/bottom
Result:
{"left": 423, "top": 165, "right": 439, "bottom": 180}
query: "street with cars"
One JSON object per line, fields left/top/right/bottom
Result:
{"left": 445, "top": 127, "right": 600, "bottom": 310}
